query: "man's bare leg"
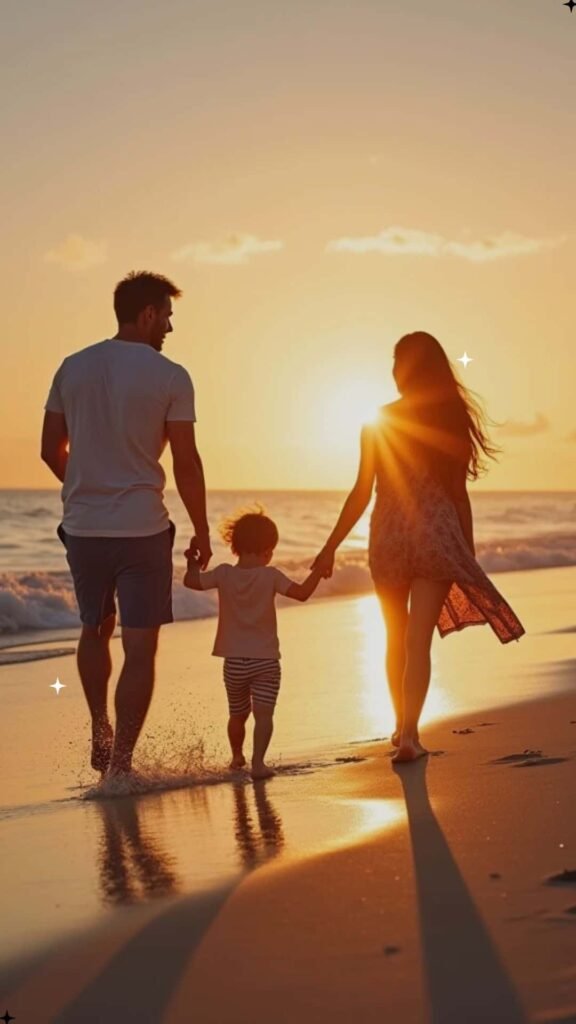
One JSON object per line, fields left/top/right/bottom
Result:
{"left": 77, "top": 613, "right": 116, "bottom": 773}
{"left": 108, "top": 626, "right": 160, "bottom": 775}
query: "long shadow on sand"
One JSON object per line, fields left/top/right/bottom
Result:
{"left": 397, "top": 758, "right": 527, "bottom": 1024}
{"left": 52, "top": 781, "right": 283, "bottom": 1024}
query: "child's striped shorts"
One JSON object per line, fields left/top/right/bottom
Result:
{"left": 223, "top": 657, "right": 281, "bottom": 716}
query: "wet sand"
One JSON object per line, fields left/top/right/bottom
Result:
{"left": 1, "top": 567, "right": 575, "bottom": 1022}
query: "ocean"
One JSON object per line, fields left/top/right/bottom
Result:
{"left": 1, "top": 488, "right": 575, "bottom": 658}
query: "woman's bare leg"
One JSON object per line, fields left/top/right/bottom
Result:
{"left": 393, "top": 577, "right": 452, "bottom": 764}
{"left": 376, "top": 584, "right": 410, "bottom": 744}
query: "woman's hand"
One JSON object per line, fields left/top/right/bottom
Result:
{"left": 311, "top": 546, "right": 335, "bottom": 578}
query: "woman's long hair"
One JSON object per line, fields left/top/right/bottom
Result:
{"left": 391, "top": 332, "right": 503, "bottom": 490}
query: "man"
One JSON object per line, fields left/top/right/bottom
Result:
{"left": 41, "top": 271, "right": 211, "bottom": 775}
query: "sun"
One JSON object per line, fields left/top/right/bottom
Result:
{"left": 318, "top": 375, "right": 398, "bottom": 448}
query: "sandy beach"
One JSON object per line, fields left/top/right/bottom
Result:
{"left": 1, "top": 566, "right": 575, "bottom": 1023}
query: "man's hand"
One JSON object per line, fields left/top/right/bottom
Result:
{"left": 185, "top": 534, "right": 212, "bottom": 571}
{"left": 311, "top": 546, "right": 335, "bottom": 579}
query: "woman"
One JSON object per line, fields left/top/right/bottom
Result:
{"left": 312, "top": 332, "right": 526, "bottom": 764}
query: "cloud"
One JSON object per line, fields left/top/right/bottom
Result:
{"left": 44, "top": 234, "right": 107, "bottom": 271}
{"left": 495, "top": 413, "right": 550, "bottom": 437}
{"left": 172, "top": 233, "right": 284, "bottom": 265}
{"left": 326, "top": 227, "right": 565, "bottom": 262}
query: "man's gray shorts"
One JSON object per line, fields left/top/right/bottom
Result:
{"left": 57, "top": 521, "right": 176, "bottom": 629}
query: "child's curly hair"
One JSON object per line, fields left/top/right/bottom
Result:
{"left": 219, "top": 504, "right": 279, "bottom": 556}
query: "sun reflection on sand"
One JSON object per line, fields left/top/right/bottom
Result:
{"left": 264, "top": 794, "right": 405, "bottom": 865}
{"left": 355, "top": 594, "right": 453, "bottom": 734}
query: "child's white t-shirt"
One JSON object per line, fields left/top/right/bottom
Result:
{"left": 199, "top": 563, "right": 294, "bottom": 659}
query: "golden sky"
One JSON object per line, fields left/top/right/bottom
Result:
{"left": 1, "top": 0, "right": 575, "bottom": 491}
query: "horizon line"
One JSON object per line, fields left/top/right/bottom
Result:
{"left": 2, "top": 487, "right": 575, "bottom": 495}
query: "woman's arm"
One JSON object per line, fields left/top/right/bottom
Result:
{"left": 312, "top": 425, "right": 376, "bottom": 574}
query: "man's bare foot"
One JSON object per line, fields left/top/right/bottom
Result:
{"left": 251, "top": 762, "right": 275, "bottom": 781}
{"left": 91, "top": 722, "right": 114, "bottom": 774}
{"left": 391, "top": 738, "right": 428, "bottom": 764}
{"left": 230, "top": 754, "right": 246, "bottom": 770}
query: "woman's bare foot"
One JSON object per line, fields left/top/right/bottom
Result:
{"left": 230, "top": 754, "right": 246, "bottom": 770}
{"left": 391, "top": 737, "right": 428, "bottom": 764}
{"left": 251, "top": 762, "right": 275, "bottom": 781}
{"left": 91, "top": 721, "right": 114, "bottom": 774}
{"left": 391, "top": 728, "right": 419, "bottom": 749}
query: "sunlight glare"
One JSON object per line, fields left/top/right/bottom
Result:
{"left": 318, "top": 375, "right": 397, "bottom": 450}
{"left": 355, "top": 595, "right": 454, "bottom": 735}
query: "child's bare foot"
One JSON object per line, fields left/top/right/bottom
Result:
{"left": 229, "top": 754, "right": 246, "bottom": 770}
{"left": 91, "top": 721, "right": 114, "bottom": 774}
{"left": 391, "top": 737, "right": 428, "bottom": 764}
{"left": 251, "top": 762, "right": 275, "bottom": 781}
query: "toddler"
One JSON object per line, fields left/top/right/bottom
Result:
{"left": 184, "top": 508, "right": 325, "bottom": 780}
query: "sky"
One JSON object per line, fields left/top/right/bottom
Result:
{"left": 1, "top": 0, "right": 575, "bottom": 491}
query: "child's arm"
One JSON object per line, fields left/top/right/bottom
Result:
{"left": 285, "top": 566, "right": 325, "bottom": 603}
{"left": 183, "top": 556, "right": 203, "bottom": 591}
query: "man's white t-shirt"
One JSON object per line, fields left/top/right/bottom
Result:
{"left": 199, "top": 564, "right": 294, "bottom": 660}
{"left": 44, "top": 339, "right": 196, "bottom": 537}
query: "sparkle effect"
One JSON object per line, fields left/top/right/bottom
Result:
{"left": 1, "top": 1012, "right": 16, "bottom": 1023}
{"left": 564, "top": 1, "right": 575, "bottom": 12}
{"left": 457, "top": 352, "right": 474, "bottom": 368}
{"left": 50, "top": 677, "right": 66, "bottom": 695}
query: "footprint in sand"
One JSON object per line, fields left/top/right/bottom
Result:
{"left": 490, "top": 749, "right": 568, "bottom": 767}
{"left": 545, "top": 869, "right": 576, "bottom": 886}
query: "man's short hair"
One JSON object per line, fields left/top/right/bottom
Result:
{"left": 114, "top": 271, "right": 182, "bottom": 324}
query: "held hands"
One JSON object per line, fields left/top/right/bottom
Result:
{"left": 311, "top": 546, "right": 335, "bottom": 579}
{"left": 184, "top": 533, "right": 212, "bottom": 571}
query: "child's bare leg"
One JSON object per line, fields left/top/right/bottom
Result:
{"left": 228, "top": 713, "right": 249, "bottom": 769}
{"left": 251, "top": 702, "right": 275, "bottom": 780}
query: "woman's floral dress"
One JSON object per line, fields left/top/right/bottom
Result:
{"left": 368, "top": 406, "right": 526, "bottom": 644}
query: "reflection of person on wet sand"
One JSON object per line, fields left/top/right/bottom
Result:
{"left": 96, "top": 798, "right": 181, "bottom": 906}
{"left": 232, "top": 782, "right": 285, "bottom": 870}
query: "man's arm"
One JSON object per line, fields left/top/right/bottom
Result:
{"left": 166, "top": 421, "right": 211, "bottom": 565}
{"left": 40, "top": 411, "right": 69, "bottom": 483}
